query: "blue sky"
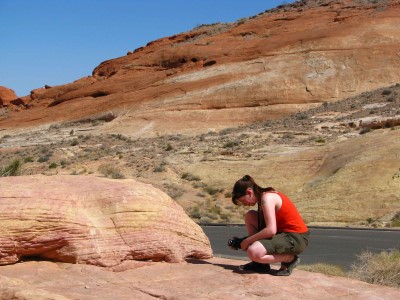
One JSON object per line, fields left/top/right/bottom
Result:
{"left": 0, "top": 0, "right": 293, "bottom": 97}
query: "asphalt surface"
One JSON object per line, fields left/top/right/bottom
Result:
{"left": 201, "top": 225, "right": 400, "bottom": 270}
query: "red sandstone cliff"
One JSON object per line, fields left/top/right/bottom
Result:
{"left": 1, "top": 0, "right": 399, "bottom": 136}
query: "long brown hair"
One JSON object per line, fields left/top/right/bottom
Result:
{"left": 231, "top": 175, "right": 275, "bottom": 205}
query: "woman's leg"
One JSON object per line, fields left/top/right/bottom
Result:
{"left": 244, "top": 210, "right": 259, "bottom": 236}
{"left": 241, "top": 210, "right": 271, "bottom": 272}
{"left": 247, "top": 241, "right": 294, "bottom": 264}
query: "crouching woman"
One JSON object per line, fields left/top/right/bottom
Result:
{"left": 231, "top": 175, "right": 309, "bottom": 276}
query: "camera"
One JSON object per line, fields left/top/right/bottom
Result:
{"left": 228, "top": 236, "right": 247, "bottom": 250}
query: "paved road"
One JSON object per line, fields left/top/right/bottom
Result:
{"left": 201, "top": 225, "right": 400, "bottom": 270}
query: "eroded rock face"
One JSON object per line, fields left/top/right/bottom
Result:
{"left": 0, "top": 175, "right": 212, "bottom": 266}
{"left": 1, "top": 1, "right": 400, "bottom": 136}
{"left": 0, "top": 86, "right": 17, "bottom": 107}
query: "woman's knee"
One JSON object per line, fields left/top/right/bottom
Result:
{"left": 247, "top": 241, "right": 267, "bottom": 261}
{"left": 244, "top": 210, "right": 258, "bottom": 224}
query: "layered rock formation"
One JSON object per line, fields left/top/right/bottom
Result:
{"left": 0, "top": 175, "right": 212, "bottom": 266}
{"left": 1, "top": 0, "right": 399, "bottom": 137}
{"left": 0, "top": 86, "right": 17, "bottom": 107}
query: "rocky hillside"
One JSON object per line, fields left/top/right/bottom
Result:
{"left": 0, "top": 0, "right": 399, "bottom": 227}
{"left": 1, "top": 83, "right": 399, "bottom": 226}
{"left": 1, "top": 0, "right": 399, "bottom": 137}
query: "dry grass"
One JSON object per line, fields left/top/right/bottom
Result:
{"left": 98, "top": 163, "right": 125, "bottom": 179}
{"left": 349, "top": 250, "right": 400, "bottom": 288}
{"left": 299, "top": 250, "right": 400, "bottom": 289}
{"left": 0, "top": 159, "right": 22, "bottom": 177}
{"left": 298, "top": 263, "right": 347, "bottom": 277}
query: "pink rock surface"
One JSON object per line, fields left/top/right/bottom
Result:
{"left": 0, "top": 258, "right": 398, "bottom": 299}
{"left": 0, "top": 175, "right": 212, "bottom": 267}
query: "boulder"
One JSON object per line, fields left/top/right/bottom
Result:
{"left": 0, "top": 86, "right": 18, "bottom": 107}
{"left": 0, "top": 175, "right": 212, "bottom": 267}
{"left": 10, "top": 98, "right": 26, "bottom": 107}
{"left": 360, "top": 115, "right": 400, "bottom": 130}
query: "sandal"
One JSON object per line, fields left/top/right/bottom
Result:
{"left": 275, "top": 256, "right": 300, "bottom": 276}
{"left": 239, "top": 261, "right": 271, "bottom": 273}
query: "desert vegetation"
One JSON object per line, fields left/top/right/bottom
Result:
{"left": 0, "top": 159, "right": 21, "bottom": 177}
{"left": 0, "top": 84, "right": 399, "bottom": 226}
{"left": 349, "top": 249, "right": 400, "bottom": 288}
{"left": 299, "top": 249, "right": 400, "bottom": 288}
{"left": 299, "top": 263, "right": 347, "bottom": 277}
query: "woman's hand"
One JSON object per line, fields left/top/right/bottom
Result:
{"left": 241, "top": 238, "right": 251, "bottom": 251}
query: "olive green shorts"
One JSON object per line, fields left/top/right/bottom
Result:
{"left": 259, "top": 231, "right": 310, "bottom": 255}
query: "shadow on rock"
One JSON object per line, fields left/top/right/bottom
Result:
{"left": 186, "top": 258, "right": 280, "bottom": 275}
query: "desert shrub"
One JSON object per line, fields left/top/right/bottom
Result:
{"left": 202, "top": 211, "right": 219, "bottom": 221}
{"left": 263, "top": 120, "right": 274, "bottom": 127}
{"left": 349, "top": 250, "right": 400, "bottom": 288}
{"left": 208, "top": 204, "right": 222, "bottom": 215}
{"left": 299, "top": 263, "right": 346, "bottom": 277}
{"left": 40, "top": 147, "right": 51, "bottom": 154}
{"left": 165, "top": 143, "right": 173, "bottom": 151}
{"left": 360, "top": 127, "right": 371, "bottom": 135}
{"left": 49, "top": 162, "right": 58, "bottom": 169}
{"left": 389, "top": 211, "right": 400, "bottom": 227}
{"left": 193, "top": 181, "right": 207, "bottom": 188}
{"left": 364, "top": 217, "right": 383, "bottom": 228}
{"left": 48, "top": 124, "right": 60, "bottom": 130}
{"left": 219, "top": 127, "right": 236, "bottom": 135}
{"left": 60, "top": 160, "right": 68, "bottom": 167}
{"left": 111, "top": 134, "right": 130, "bottom": 142}
{"left": 387, "top": 96, "right": 396, "bottom": 102}
{"left": 0, "top": 159, "right": 22, "bottom": 177}
{"left": 382, "top": 89, "right": 392, "bottom": 96}
{"left": 236, "top": 18, "right": 247, "bottom": 25}
{"left": 223, "top": 140, "right": 240, "bottom": 148}
{"left": 219, "top": 212, "right": 233, "bottom": 222}
{"left": 70, "top": 138, "right": 79, "bottom": 146}
{"left": 196, "top": 191, "right": 206, "bottom": 197}
{"left": 204, "top": 185, "right": 221, "bottom": 196}
{"left": 24, "top": 157, "right": 34, "bottom": 163}
{"left": 162, "top": 183, "right": 184, "bottom": 200}
{"left": 295, "top": 113, "right": 309, "bottom": 120}
{"left": 38, "top": 155, "right": 51, "bottom": 163}
{"left": 390, "top": 219, "right": 400, "bottom": 227}
{"left": 98, "top": 164, "right": 125, "bottom": 179}
{"left": 282, "top": 133, "right": 295, "bottom": 140}
{"left": 199, "top": 216, "right": 213, "bottom": 224}
{"left": 189, "top": 206, "right": 201, "bottom": 219}
{"left": 392, "top": 169, "right": 400, "bottom": 180}
{"left": 153, "top": 161, "right": 167, "bottom": 172}
{"left": 181, "top": 172, "right": 201, "bottom": 181}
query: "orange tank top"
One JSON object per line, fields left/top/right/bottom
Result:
{"left": 273, "top": 192, "right": 308, "bottom": 233}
